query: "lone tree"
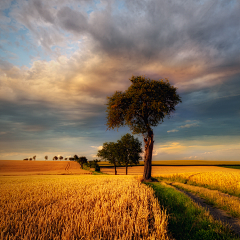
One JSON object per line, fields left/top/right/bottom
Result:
{"left": 59, "top": 156, "right": 63, "bottom": 161}
{"left": 117, "top": 133, "right": 142, "bottom": 175}
{"left": 45, "top": 155, "right": 48, "bottom": 161}
{"left": 97, "top": 142, "right": 120, "bottom": 175}
{"left": 33, "top": 155, "right": 36, "bottom": 161}
{"left": 106, "top": 76, "right": 181, "bottom": 180}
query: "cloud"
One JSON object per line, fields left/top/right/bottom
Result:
{"left": 1, "top": 0, "right": 240, "bottom": 160}
{"left": 153, "top": 137, "right": 240, "bottom": 161}
{"left": 179, "top": 122, "right": 199, "bottom": 129}
{"left": 167, "top": 129, "right": 179, "bottom": 133}
{"left": 4, "top": 0, "right": 239, "bottom": 90}
{"left": 91, "top": 146, "right": 103, "bottom": 150}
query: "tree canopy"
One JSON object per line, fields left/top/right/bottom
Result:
{"left": 97, "top": 142, "right": 120, "bottom": 175}
{"left": 106, "top": 76, "right": 181, "bottom": 180}
{"left": 107, "top": 76, "right": 181, "bottom": 134}
{"left": 117, "top": 133, "right": 142, "bottom": 175}
{"left": 97, "top": 133, "right": 142, "bottom": 175}
{"left": 77, "top": 156, "right": 88, "bottom": 169}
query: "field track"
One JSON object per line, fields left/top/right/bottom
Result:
{"left": 0, "top": 160, "right": 91, "bottom": 175}
{"left": 101, "top": 165, "right": 240, "bottom": 175}
{"left": 166, "top": 182, "right": 240, "bottom": 237}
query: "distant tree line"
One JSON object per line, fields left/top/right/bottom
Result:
{"left": 23, "top": 154, "right": 101, "bottom": 172}
{"left": 23, "top": 155, "right": 36, "bottom": 161}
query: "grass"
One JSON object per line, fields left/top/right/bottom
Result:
{"left": 145, "top": 181, "right": 238, "bottom": 240}
{"left": 156, "top": 171, "right": 240, "bottom": 197}
{"left": 171, "top": 182, "right": 240, "bottom": 219}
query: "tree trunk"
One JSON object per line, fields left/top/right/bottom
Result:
{"left": 143, "top": 130, "right": 154, "bottom": 180}
{"left": 114, "top": 163, "right": 117, "bottom": 175}
{"left": 126, "top": 163, "right": 128, "bottom": 175}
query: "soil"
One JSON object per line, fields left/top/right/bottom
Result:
{"left": 166, "top": 182, "right": 240, "bottom": 238}
{"left": 0, "top": 160, "right": 91, "bottom": 175}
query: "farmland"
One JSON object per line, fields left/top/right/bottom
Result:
{"left": 157, "top": 171, "right": 240, "bottom": 196}
{"left": 99, "top": 160, "right": 240, "bottom": 167}
{"left": 1, "top": 160, "right": 240, "bottom": 239}
{"left": 0, "top": 175, "right": 169, "bottom": 240}
{"left": 0, "top": 160, "right": 91, "bottom": 176}
{"left": 100, "top": 165, "right": 240, "bottom": 176}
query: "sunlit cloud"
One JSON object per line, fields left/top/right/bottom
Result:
{"left": 179, "top": 120, "right": 199, "bottom": 129}
{"left": 167, "top": 129, "right": 179, "bottom": 133}
{"left": 91, "top": 146, "right": 103, "bottom": 150}
{"left": 1, "top": 0, "right": 240, "bottom": 160}
{"left": 153, "top": 137, "right": 240, "bottom": 161}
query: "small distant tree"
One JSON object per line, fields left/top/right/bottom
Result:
{"left": 117, "top": 133, "right": 142, "bottom": 175}
{"left": 87, "top": 159, "right": 101, "bottom": 172}
{"left": 33, "top": 155, "right": 36, "bottom": 161}
{"left": 65, "top": 158, "right": 68, "bottom": 160}
{"left": 97, "top": 142, "right": 120, "bottom": 175}
{"left": 88, "top": 159, "right": 100, "bottom": 168}
{"left": 79, "top": 156, "right": 88, "bottom": 169}
{"left": 59, "top": 156, "right": 63, "bottom": 161}
{"left": 53, "top": 156, "right": 58, "bottom": 161}
{"left": 95, "top": 163, "right": 100, "bottom": 172}
{"left": 45, "top": 156, "right": 48, "bottom": 161}
{"left": 23, "top": 158, "right": 28, "bottom": 161}
{"left": 74, "top": 155, "right": 79, "bottom": 161}
{"left": 69, "top": 157, "right": 74, "bottom": 161}
{"left": 29, "top": 158, "right": 32, "bottom": 161}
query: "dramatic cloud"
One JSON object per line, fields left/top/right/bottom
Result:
{"left": 0, "top": 0, "right": 240, "bottom": 160}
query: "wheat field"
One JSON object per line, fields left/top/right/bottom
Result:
{"left": 159, "top": 171, "right": 240, "bottom": 196}
{"left": 0, "top": 160, "right": 91, "bottom": 175}
{"left": 0, "top": 175, "right": 170, "bottom": 240}
{"left": 100, "top": 165, "right": 240, "bottom": 175}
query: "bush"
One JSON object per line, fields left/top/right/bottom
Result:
{"left": 95, "top": 164, "right": 100, "bottom": 172}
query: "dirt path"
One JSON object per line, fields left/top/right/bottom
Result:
{"left": 165, "top": 182, "right": 240, "bottom": 238}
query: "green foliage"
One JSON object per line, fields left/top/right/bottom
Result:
{"left": 79, "top": 156, "right": 88, "bottom": 168}
{"left": 106, "top": 76, "right": 181, "bottom": 134}
{"left": 74, "top": 155, "right": 88, "bottom": 169}
{"left": 94, "top": 164, "right": 100, "bottom": 172}
{"left": 88, "top": 159, "right": 100, "bottom": 168}
{"left": 145, "top": 182, "right": 237, "bottom": 240}
{"left": 117, "top": 133, "right": 142, "bottom": 166}
{"left": 98, "top": 134, "right": 142, "bottom": 175}
{"left": 97, "top": 142, "right": 120, "bottom": 166}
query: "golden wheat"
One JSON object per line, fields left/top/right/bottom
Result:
{"left": 159, "top": 171, "right": 240, "bottom": 196}
{"left": 0, "top": 175, "right": 170, "bottom": 240}
{"left": 0, "top": 160, "right": 91, "bottom": 175}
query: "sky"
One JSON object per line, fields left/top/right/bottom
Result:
{"left": 0, "top": 0, "right": 240, "bottom": 161}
